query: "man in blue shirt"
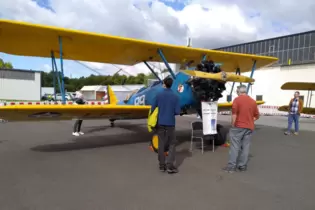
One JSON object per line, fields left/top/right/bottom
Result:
{"left": 151, "top": 77, "right": 181, "bottom": 174}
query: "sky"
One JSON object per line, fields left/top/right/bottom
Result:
{"left": 0, "top": 0, "right": 314, "bottom": 78}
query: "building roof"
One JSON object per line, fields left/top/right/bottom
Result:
{"left": 80, "top": 85, "right": 104, "bottom": 91}
{"left": 215, "top": 30, "right": 315, "bottom": 50}
{"left": 0, "top": 68, "right": 42, "bottom": 73}
{"left": 80, "top": 85, "right": 144, "bottom": 92}
{"left": 111, "top": 85, "right": 144, "bottom": 92}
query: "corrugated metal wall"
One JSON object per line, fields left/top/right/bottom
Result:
{"left": 0, "top": 69, "right": 41, "bottom": 101}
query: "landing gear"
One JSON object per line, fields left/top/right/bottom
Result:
{"left": 205, "top": 124, "right": 228, "bottom": 146}
{"left": 109, "top": 119, "right": 116, "bottom": 127}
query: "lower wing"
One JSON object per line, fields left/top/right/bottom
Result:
{"left": 218, "top": 100, "right": 265, "bottom": 112}
{"left": 0, "top": 101, "right": 265, "bottom": 122}
{"left": 0, "top": 104, "right": 151, "bottom": 122}
{"left": 278, "top": 105, "right": 315, "bottom": 115}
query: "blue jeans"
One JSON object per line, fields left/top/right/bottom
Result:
{"left": 287, "top": 113, "right": 300, "bottom": 132}
{"left": 228, "top": 127, "right": 253, "bottom": 168}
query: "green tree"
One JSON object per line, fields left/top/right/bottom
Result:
{"left": 0, "top": 58, "right": 13, "bottom": 69}
{"left": 41, "top": 71, "right": 155, "bottom": 92}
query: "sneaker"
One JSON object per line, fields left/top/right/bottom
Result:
{"left": 293, "top": 132, "right": 298, "bottom": 135}
{"left": 159, "top": 164, "right": 166, "bottom": 172}
{"left": 238, "top": 166, "right": 247, "bottom": 172}
{"left": 79, "top": 132, "right": 84, "bottom": 135}
{"left": 166, "top": 165, "right": 178, "bottom": 174}
{"left": 222, "top": 165, "right": 236, "bottom": 173}
{"left": 72, "top": 132, "right": 80, "bottom": 136}
{"left": 284, "top": 131, "right": 291, "bottom": 135}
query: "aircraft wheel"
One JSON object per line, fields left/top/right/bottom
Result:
{"left": 214, "top": 124, "right": 228, "bottom": 146}
{"left": 149, "top": 134, "right": 168, "bottom": 156}
{"left": 109, "top": 119, "right": 115, "bottom": 127}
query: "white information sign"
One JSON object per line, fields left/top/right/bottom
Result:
{"left": 201, "top": 101, "right": 218, "bottom": 135}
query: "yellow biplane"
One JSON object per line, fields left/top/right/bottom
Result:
{"left": 278, "top": 82, "right": 315, "bottom": 115}
{"left": 0, "top": 19, "right": 278, "bottom": 149}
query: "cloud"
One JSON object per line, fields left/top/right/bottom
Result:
{"left": 0, "top": 0, "right": 314, "bottom": 77}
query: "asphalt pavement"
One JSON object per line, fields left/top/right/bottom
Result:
{"left": 0, "top": 116, "right": 314, "bottom": 210}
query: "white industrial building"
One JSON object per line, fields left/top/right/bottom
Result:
{"left": 219, "top": 63, "right": 315, "bottom": 107}
{"left": 80, "top": 84, "right": 145, "bottom": 102}
{"left": 0, "top": 68, "right": 42, "bottom": 101}
{"left": 215, "top": 30, "right": 315, "bottom": 107}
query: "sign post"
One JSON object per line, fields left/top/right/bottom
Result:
{"left": 201, "top": 101, "right": 218, "bottom": 135}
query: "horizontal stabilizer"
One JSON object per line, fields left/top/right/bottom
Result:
{"left": 181, "top": 70, "right": 255, "bottom": 83}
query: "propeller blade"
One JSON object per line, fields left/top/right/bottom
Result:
{"left": 181, "top": 70, "right": 255, "bottom": 83}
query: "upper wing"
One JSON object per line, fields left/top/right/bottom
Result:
{"left": 0, "top": 104, "right": 151, "bottom": 122}
{"left": 281, "top": 82, "right": 315, "bottom": 91}
{"left": 0, "top": 19, "right": 277, "bottom": 73}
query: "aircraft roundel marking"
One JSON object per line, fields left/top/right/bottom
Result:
{"left": 177, "top": 84, "right": 184, "bottom": 93}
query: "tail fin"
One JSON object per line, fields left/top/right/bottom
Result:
{"left": 107, "top": 85, "right": 118, "bottom": 105}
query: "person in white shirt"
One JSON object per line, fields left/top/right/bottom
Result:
{"left": 72, "top": 91, "right": 86, "bottom": 136}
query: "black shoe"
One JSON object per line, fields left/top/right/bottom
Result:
{"left": 238, "top": 166, "right": 247, "bottom": 172}
{"left": 159, "top": 165, "right": 166, "bottom": 172}
{"left": 222, "top": 165, "right": 236, "bottom": 173}
{"left": 166, "top": 165, "right": 178, "bottom": 174}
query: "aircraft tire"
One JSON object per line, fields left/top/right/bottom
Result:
{"left": 215, "top": 124, "right": 228, "bottom": 146}
{"left": 203, "top": 124, "right": 228, "bottom": 146}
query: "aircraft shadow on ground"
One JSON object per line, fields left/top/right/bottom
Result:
{"left": 31, "top": 122, "right": 191, "bottom": 154}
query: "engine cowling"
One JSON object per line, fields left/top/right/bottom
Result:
{"left": 187, "top": 60, "right": 226, "bottom": 118}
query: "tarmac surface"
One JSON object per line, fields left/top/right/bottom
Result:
{"left": 0, "top": 115, "right": 315, "bottom": 210}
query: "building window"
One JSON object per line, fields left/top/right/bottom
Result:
{"left": 305, "top": 33, "right": 311, "bottom": 48}
{"left": 292, "top": 49, "right": 298, "bottom": 63}
{"left": 298, "top": 49, "right": 303, "bottom": 62}
{"left": 311, "top": 32, "right": 315, "bottom": 47}
{"left": 274, "top": 39, "right": 279, "bottom": 51}
{"left": 310, "top": 46, "right": 315, "bottom": 61}
{"left": 283, "top": 50, "right": 288, "bottom": 64}
{"left": 293, "top": 35, "right": 299, "bottom": 48}
{"left": 256, "top": 95, "right": 263, "bottom": 101}
{"left": 303, "top": 47, "right": 310, "bottom": 61}
{"left": 300, "top": 34, "right": 305, "bottom": 48}
{"left": 269, "top": 45, "right": 275, "bottom": 53}
{"left": 288, "top": 36, "right": 293, "bottom": 50}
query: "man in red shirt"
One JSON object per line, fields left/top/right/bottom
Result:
{"left": 222, "top": 85, "right": 260, "bottom": 173}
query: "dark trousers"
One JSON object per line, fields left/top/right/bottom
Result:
{"left": 157, "top": 125, "right": 176, "bottom": 167}
{"left": 73, "top": 119, "right": 83, "bottom": 132}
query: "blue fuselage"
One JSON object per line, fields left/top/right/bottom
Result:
{"left": 118, "top": 72, "right": 197, "bottom": 111}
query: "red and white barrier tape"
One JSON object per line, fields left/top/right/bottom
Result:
{"left": 0, "top": 101, "right": 109, "bottom": 106}
{"left": 219, "top": 105, "right": 315, "bottom": 118}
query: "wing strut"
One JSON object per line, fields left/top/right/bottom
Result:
{"left": 50, "top": 37, "right": 67, "bottom": 104}
{"left": 228, "top": 68, "right": 241, "bottom": 102}
{"left": 306, "top": 90, "right": 313, "bottom": 108}
{"left": 143, "top": 61, "right": 162, "bottom": 82}
{"left": 246, "top": 60, "right": 256, "bottom": 94}
{"left": 51, "top": 52, "right": 62, "bottom": 100}
{"left": 58, "top": 36, "right": 66, "bottom": 104}
{"left": 157, "top": 49, "right": 176, "bottom": 79}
